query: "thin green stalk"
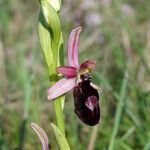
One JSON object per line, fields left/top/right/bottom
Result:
{"left": 38, "top": 0, "right": 65, "bottom": 135}
{"left": 18, "top": 48, "right": 31, "bottom": 120}
{"left": 108, "top": 71, "right": 128, "bottom": 150}
{"left": 53, "top": 97, "right": 65, "bottom": 135}
{"left": 17, "top": 48, "right": 31, "bottom": 148}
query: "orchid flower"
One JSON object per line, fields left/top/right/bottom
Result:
{"left": 47, "top": 27, "right": 99, "bottom": 100}
{"left": 47, "top": 27, "right": 101, "bottom": 126}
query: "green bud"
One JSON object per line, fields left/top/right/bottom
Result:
{"left": 39, "top": 0, "right": 61, "bottom": 12}
{"left": 47, "top": 0, "right": 61, "bottom": 12}
{"left": 39, "top": 1, "right": 62, "bottom": 81}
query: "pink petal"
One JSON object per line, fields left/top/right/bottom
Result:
{"left": 47, "top": 78, "right": 76, "bottom": 100}
{"left": 80, "top": 60, "right": 96, "bottom": 70}
{"left": 30, "top": 123, "right": 49, "bottom": 150}
{"left": 56, "top": 66, "right": 77, "bottom": 78}
{"left": 68, "top": 27, "right": 82, "bottom": 68}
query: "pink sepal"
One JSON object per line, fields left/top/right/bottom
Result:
{"left": 30, "top": 123, "right": 49, "bottom": 150}
{"left": 80, "top": 60, "right": 96, "bottom": 70}
{"left": 68, "top": 27, "right": 82, "bottom": 68}
{"left": 47, "top": 78, "right": 76, "bottom": 100}
{"left": 56, "top": 66, "right": 76, "bottom": 78}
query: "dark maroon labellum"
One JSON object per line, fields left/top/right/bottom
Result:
{"left": 73, "top": 73, "right": 100, "bottom": 126}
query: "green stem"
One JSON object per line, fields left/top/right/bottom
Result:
{"left": 38, "top": 0, "right": 65, "bottom": 136}
{"left": 53, "top": 98, "right": 65, "bottom": 135}
{"left": 50, "top": 75, "right": 65, "bottom": 135}
{"left": 108, "top": 71, "right": 128, "bottom": 150}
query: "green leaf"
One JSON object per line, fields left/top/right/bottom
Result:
{"left": 51, "top": 123, "right": 71, "bottom": 150}
{"left": 38, "top": 19, "right": 56, "bottom": 80}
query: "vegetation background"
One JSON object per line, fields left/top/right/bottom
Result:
{"left": 0, "top": 0, "right": 150, "bottom": 149}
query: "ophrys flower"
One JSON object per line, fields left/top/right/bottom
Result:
{"left": 47, "top": 27, "right": 101, "bottom": 126}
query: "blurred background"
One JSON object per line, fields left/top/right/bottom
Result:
{"left": 0, "top": 0, "right": 150, "bottom": 149}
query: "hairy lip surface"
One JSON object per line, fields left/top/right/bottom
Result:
{"left": 73, "top": 79, "right": 100, "bottom": 126}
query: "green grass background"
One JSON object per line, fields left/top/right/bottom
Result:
{"left": 0, "top": 0, "right": 150, "bottom": 149}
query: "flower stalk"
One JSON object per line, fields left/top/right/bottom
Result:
{"left": 38, "top": 0, "right": 65, "bottom": 135}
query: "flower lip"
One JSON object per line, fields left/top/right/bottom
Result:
{"left": 73, "top": 73, "right": 100, "bottom": 126}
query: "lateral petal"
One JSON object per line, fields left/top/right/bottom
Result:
{"left": 56, "top": 66, "right": 77, "bottom": 78}
{"left": 80, "top": 60, "right": 96, "bottom": 70}
{"left": 47, "top": 78, "right": 76, "bottom": 100}
{"left": 68, "top": 27, "right": 82, "bottom": 68}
